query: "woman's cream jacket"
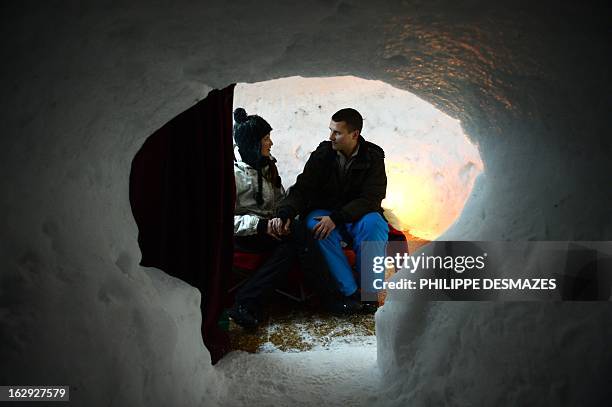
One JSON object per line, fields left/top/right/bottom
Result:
{"left": 233, "top": 158, "right": 286, "bottom": 236}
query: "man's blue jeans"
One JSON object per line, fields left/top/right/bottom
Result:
{"left": 305, "top": 209, "right": 388, "bottom": 297}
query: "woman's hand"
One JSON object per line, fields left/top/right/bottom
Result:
{"left": 266, "top": 219, "right": 282, "bottom": 240}
{"left": 270, "top": 217, "right": 291, "bottom": 236}
{"left": 266, "top": 219, "right": 281, "bottom": 240}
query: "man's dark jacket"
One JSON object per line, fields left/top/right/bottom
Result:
{"left": 277, "top": 136, "right": 387, "bottom": 225}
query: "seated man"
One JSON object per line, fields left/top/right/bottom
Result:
{"left": 229, "top": 107, "right": 344, "bottom": 327}
{"left": 276, "top": 108, "right": 388, "bottom": 313}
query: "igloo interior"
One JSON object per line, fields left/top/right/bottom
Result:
{"left": 1, "top": 1, "right": 611, "bottom": 406}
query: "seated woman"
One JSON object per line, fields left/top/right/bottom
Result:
{"left": 229, "top": 107, "right": 289, "bottom": 329}
{"left": 229, "top": 108, "right": 362, "bottom": 329}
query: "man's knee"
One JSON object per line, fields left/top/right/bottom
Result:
{"left": 357, "top": 212, "right": 389, "bottom": 237}
{"left": 305, "top": 209, "right": 331, "bottom": 230}
{"left": 361, "top": 212, "right": 386, "bottom": 227}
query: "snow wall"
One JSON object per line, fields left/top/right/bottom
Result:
{"left": 1, "top": 1, "right": 610, "bottom": 406}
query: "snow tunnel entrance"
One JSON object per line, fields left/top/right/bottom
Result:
{"left": 234, "top": 76, "right": 483, "bottom": 242}
{"left": 226, "top": 76, "right": 483, "bottom": 352}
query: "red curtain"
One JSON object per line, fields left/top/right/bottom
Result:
{"left": 129, "top": 84, "right": 236, "bottom": 364}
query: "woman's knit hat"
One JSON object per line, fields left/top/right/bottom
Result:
{"left": 233, "top": 108, "right": 279, "bottom": 207}
{"left": 233, "top": 107, "right": 272, "bottom": 169}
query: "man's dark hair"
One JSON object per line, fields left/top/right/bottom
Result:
{"left": 331, "top": 108, "right": 363, "bottom": 132}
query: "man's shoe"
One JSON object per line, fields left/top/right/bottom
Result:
{"left": 322, "top": 295, "right": 363, "bottom": 316}
{"left": 361, "top": 301, "right": 379, "bottom": 314}
{"left": 227, "top": 304, "right": 260, "bottom": 329}
{"left": 349, "top": 292, "right": 379, "bottom": 314}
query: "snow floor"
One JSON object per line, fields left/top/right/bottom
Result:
{"left": 214, "top": 342, "right": 380, "bottom": 407}
{"left": 216, "top": 301, "right": 381, "bottom": 406}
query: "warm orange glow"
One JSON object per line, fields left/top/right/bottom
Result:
{"left": 383, "top": 158, "right": 480, "bottom": 241}
{"left": 382, "top": 161, "right": 441, "bottom": 239}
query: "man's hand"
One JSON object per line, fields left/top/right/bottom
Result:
{"left": 281, "top": 218, "right": 291, "bottom": 235}
{"left": 313, "top": 216, "right": 336, "bottom": 240}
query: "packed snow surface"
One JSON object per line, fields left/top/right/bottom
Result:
{"left": 216, "top": 344, "right": 380, "bottom": 406}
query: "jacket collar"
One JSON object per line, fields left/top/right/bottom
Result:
{"left": 235, "top": 156, "right": 277, "bottom": 172}
{"left": 324, "top": 136, "right": 370, "bottom": 159}
{"left": 350, "top": 136, "right": 372, "bottom": 169}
